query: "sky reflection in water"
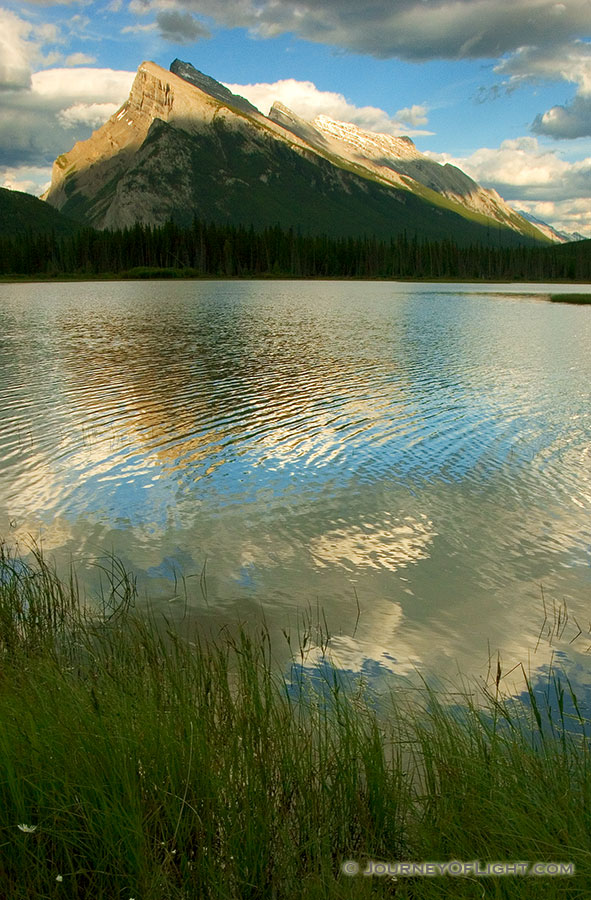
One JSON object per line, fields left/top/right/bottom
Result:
{"left": 1, "top": 279, "right": 591, "bottom": 698}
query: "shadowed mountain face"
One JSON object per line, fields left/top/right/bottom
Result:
{"left": 271, "top": 110, "right": 534, "bottom": 234}
{"left": 0, "top": 187, "right": 80, "bottom": 236}
{"left": 268, "top": 102, "right": 331, "bottom": 151}
{"left": 42, "top": 59, "right": 548, "bottom": 246}
{"left": 169, "top": 59, "right": 262, "bottom": 120}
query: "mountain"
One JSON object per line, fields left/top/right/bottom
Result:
{"left": 515, "top": 210, "right": 586, "bottom": 244}
{"left": 0, "top": 186, "right": 80, "bottom": 236}
{"left": 269, "top": 104, "right": 536, "bottom": 236}
{"left": 43, "top": 59, "right": 548, "bottom": 246}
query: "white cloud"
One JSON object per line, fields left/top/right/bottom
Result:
{"left": 516, "top": 197, "right": 591, "bottom": 236}
{"left": 496, "top": 41, "right": 591, "bottom": 93}
{"left": 65, "top": 52, "right": 97, "bottom": 66}
{"left": 532, "top": 96, "right": 591, "bottom": 139}
{"left": 0, "top": 9, "right": 64, "bottom": 91}
{"left": 57, "top": 102, "right": 121, "bottom": 128}
{"left": 394, "top": 104, "right": 429, "bottom": 127}
{"left": 0, "top": 8, "right": 37, "bottom": 89}
{"left": 495, "top": 41, "right": 591, "bottom": 139}
{"left": 0, "top": 64, "right": 134, "bottom": 167}
{"left": 426, "top": 137, "right": 591, "bottom": 235}
{"left": 0, "top": 164, "right": 52, "bottom": 196}
{"left": 31, "top": 67, "right": 135, "bottom": 101}
{"left": 223, "top": 78, "right": 433, "bottom": 136}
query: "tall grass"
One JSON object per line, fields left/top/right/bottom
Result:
{"left": 0, "top": 542, "right": 589, "bottom": 898}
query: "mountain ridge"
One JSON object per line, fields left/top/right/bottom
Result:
{"left": 42, "top": 59, "right": 549, "bottom": 245}
{"left": 515, "top": 210, "right": 585, "bottom": 244}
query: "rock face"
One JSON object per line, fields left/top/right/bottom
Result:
{"left": 43, "top": 59, "right": 548, "bottom": 244}
{"left": 271, "top": 109, "right": 532, "bottom": 235}
{"left": 169, "top": 59, "right": 262, "bottom": 119}
{"left": 44, "top": 61, "right": 243, "bottom": 227}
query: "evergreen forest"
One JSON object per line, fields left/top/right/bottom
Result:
{"left": 1, "top": 219, "right": 590, "bottom": 281}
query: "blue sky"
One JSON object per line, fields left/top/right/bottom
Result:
{"left": 1, "top": 0, "right": 590, "bottom": 235}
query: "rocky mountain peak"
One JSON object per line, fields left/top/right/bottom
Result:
{"left": 170, "top": 59, "right": 261, "bottom": 118}
{"left": 41, "top": 56, "right": 550, "bottom": 243}
{"left": 268, "top": 101, "right": 329, "bottom": 148}
{"left": 313, "top": 115, "right": 422, "bottom": 162}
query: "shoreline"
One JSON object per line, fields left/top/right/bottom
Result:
{"left": 2, "top": 272, "right": 591, "bottom": 285}
{"left": 0, "top": 544, "right": 589, "bottom": 898}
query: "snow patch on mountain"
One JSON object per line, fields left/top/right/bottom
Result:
{"left": 313, "top": 115, "right": 421, "bottom": 161}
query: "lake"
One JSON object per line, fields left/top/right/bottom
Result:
{"left": 2, "top": 279, "right": 591, "bottom": 695}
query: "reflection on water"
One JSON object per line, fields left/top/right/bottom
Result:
{"left": 1, "top": 280, "right": 591, "bottom": 693}
{"left": 309, "top": 513, "right": 434, "bottom": 572}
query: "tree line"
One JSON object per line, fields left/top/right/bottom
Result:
{"left": 1, "top": 219, "right": 589, "bottom": 281}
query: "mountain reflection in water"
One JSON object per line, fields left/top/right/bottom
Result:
{"left": 1, "top": 279, "right": 591, "bottom": 695}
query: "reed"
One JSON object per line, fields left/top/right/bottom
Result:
{"left": 0, "top": 543, "right": 589, "bottom": 898}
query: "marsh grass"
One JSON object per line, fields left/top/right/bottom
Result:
{"left": 0, "top": 543, "right": 590, "bottom": 898}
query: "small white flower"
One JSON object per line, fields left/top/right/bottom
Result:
{"left": 17, "top": 824, "right": 37, "bottom": 833}
{"left": 56, "top": 875, "right": 63, "bottom": 883}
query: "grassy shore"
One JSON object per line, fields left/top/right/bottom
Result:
{"left": 549, "top": 293, "right": 591, "bottom": 304}
{"left": 1, "top": 270, "right": 591, "bottom": 286}
{"left": 0, "top": 544, "right": 589, "bottom": 898}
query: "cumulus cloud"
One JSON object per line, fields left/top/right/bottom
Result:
{"left": 223, "top": 78, "right": 433, "bottom": 136}
{"left": 31, "top": 67, "right": 134, "bottom": 100}
{"left": 0, "top": 65, "right": 134, "bottom": 167}
{"left": 57, "top": 102, "right": 121, "bottom": 128}
{"left": 516, "top": 197, "right": 591, "bottom": 236}
{"left": 0, "top": 8, "right": 107, "bottom": 92}
{"left": 0, "top": 8, "right": 38, "bottom": 89}
{"left": 426, "top": 137, "right": 591, "bottom": 234}
{"left": 132, "top": 0, "right": 591, "bottom": 61}
{"left": 495, "top": 41, "right": 591, "bottom": 93}
{"left": 0, "top": 164, "right": 52, "bottom": 196}
{"left": 65, "top": 52, "right": 97, "bottom": 66}
{"left": 494, "top": 41, "right": 591, "bottom": 139}
{"left": 394, "top": 104, "right": 429, "bottom": 127}
{"left": 156, "top": 10, "right": 210, "bottom": 43}
{"left": 532, "top": 96, "right": 591, "bottom": 139}
{"left": 428, "top": 136, "right": 591, "bottom": 200}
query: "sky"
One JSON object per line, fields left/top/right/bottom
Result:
{"left": 0, "top": 0, "right": 590, "bottom": 236}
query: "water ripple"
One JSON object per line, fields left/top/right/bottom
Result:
{"left": 1, "top": 280, "right": 591, "bottom": 689}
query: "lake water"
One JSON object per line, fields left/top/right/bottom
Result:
{"left": 2, "top": 279, "right": 591, "bottom": 694}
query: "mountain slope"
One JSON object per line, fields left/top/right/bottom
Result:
{"left": 269, "top": 105, "right": 535, "bottom": 236}
{"left": 515, "top": 210, "right": 586, "bottom": 243}
{"left": 43, "top": 59, "right": 548, "bottom": 246}
{"left": 0, "top": 187, "right": 80, "bottom": 236}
